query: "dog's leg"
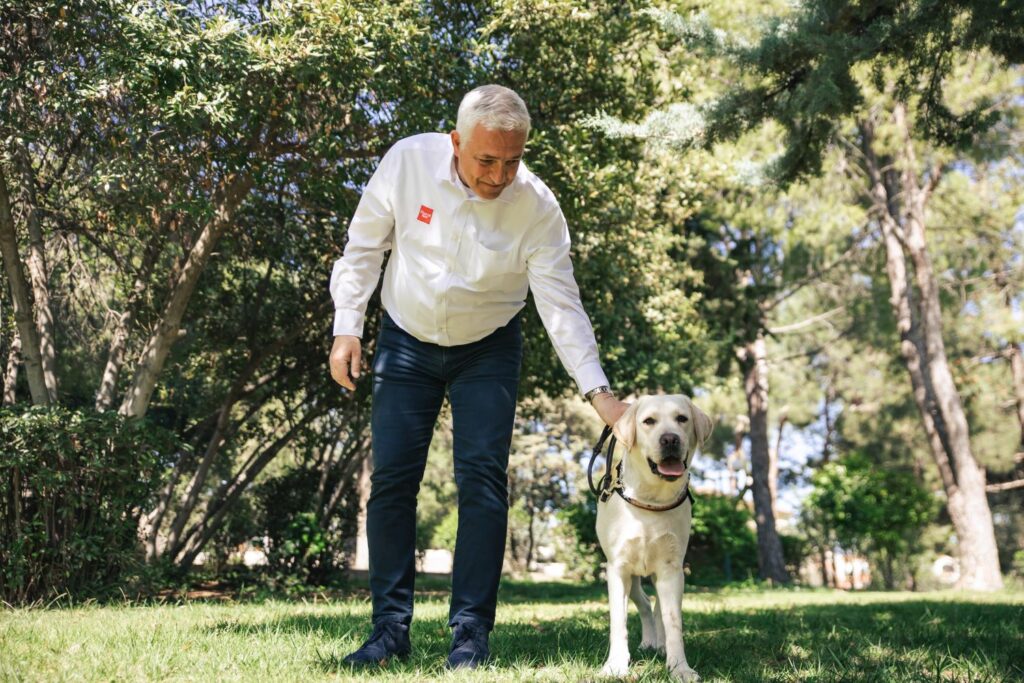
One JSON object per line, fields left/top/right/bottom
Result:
{"left": 654, "top": 570, "right": 699, "bottom": 682}
{"left": 629, "top": 576, "right": 658, "bottom": 650}
{"left": 600, "top": 565, "right": 631, "bottom": 677}
{"left": 651, "top": 578, "right": 666, "bottom": 653}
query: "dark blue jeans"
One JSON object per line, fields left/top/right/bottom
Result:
{"left": 367, "top": 311, "right": 521, "bottom": 630}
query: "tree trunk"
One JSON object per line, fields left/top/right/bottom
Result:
{"left": 821, "top": 376, "right": 836, "bottom": 463}
{"left": 119, "top": 172, "right": 253, "bottom": 418}
{"left": 159, "top": 309, "right": 320, "bottom": 554}
{"left": 740, "top": 333, "right": 791, "bottom": 584}
{"left": 1008, "top": 343, "right": 1024, "bottom": 448}
{"left": 3, "top": 331, "right": 19, "bottom": 405}
{"left": 728, "top": 414, "right": 748, "bottom": 496}
{"left": 526, "top": 503, "right": 536, "bottom": 571}
{"left": 174, "top": 409, "right": 320, "bottom": 568}
{"left": 881, "top": 551, "right": 895, "bottom": 590}
{"left": 352, "top": 452, "right": 372, "bottom": 571}
{"left": 770, "top": 410, "right": 788, "bottom": 519}
{"left": 95, "top": 217, "right": 167, "bottom": 411}
{"left": 323, "top": 434, "right": 371, "bottom": 524}
{"left": 859, "top": 109, "right": 1003, "bottom": 591}
{"left": 13, "top": 145, "right": 58, "bottom": 402}
{"left": 0, "top": 166, "right": 49, "bottom": 406}
{"left": 819, "top": 544, "right": 830, "bottom": 587}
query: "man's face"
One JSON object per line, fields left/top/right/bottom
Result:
{"left": 450, "top": 124, "right": 527, "bottom": 200}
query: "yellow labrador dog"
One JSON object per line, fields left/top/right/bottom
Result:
{"left": 597, "top": 395, "right": 713, "bottom": 682}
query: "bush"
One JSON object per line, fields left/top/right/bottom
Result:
{"left": 557, "top": 499, "right": 604, "bottom": 581}
{"left": 0, "top": 405, "right": 175, "bottom": 603}
{"left": 687, "top": 493, "right": 759, "bottom": 586}
{"left": 251, "top": 465, "right": 358, "bottom": 586}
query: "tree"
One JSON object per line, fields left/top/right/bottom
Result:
{"left": 806, "top": 453, "right": 937, "bottom": 589}
{"left": 1, "top": 0, "right": 745, "bottom": 583}
{"left": 592, "top": 0, "right": 1022, "bottom": 590}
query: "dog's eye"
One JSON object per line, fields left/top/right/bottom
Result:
{"left": 642, "top": 417, "right": 657, "bottom": 426}
{"left": 676, "top": 415, "right": 689, "bottom": 424}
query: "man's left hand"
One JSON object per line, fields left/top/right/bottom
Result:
{"left": 592, "top": 393, "right": 629, "bottom": 428}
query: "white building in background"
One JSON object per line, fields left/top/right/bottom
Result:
{"left": 801, "top": 547, "right": 871, "bottom": 589}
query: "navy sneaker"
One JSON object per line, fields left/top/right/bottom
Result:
{"left": 343, "top": 620, "right": 411, "bottom": 667}
{"left": 447, "top": 620, "right": 490, "bottom": 669}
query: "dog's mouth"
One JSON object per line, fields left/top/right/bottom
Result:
{"left": 647, "top": 456, "right": 685, "bottom": 481}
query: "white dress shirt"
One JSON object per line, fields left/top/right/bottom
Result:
{"left": 329, "top": 132, "right": 609, "bottom": 395}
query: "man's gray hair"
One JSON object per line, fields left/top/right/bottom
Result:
{"left": 456, "top": 85, "right": 531, "bottom": 146}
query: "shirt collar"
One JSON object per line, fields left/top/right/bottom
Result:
{"left": 434, "top": 146, "right": 522, "bottom": 204}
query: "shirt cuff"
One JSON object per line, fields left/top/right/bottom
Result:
{"left": 575, "top": 362, "right": 610, "bottom": 397}
{"left": 333, "top": 308, "right": 365, "bottom": 338}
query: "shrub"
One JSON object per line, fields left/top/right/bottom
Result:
{"left": 687, "top": 493, "right": 759, "bottom": 586}
{"left": 0, "top": 405, "right": 175, "bottom": 603}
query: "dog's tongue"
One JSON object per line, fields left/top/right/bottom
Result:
{"left": 657, "top": 460, "right": 684, "bottom": 477}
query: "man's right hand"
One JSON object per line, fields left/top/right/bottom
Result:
{"left": 330, "top": 335, "right": 363, "bottom": 390}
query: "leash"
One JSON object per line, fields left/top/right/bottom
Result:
{"left": 587, "top": 425, "right": 694, "bottom": 512}
{"left": 587, "top": 425, "right": 617, "bottom": 500}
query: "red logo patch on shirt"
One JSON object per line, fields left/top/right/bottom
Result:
{"left": 417, "top": 205, "right": 434, "bottom": 224}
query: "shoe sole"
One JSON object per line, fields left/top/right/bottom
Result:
{"left": 344, "top": 652, "right": 411, "bottom": 668}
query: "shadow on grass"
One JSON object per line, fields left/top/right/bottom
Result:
{"left": 497, "top": 579, "right": 607, "bottom": 604}
{"left": 203, "top": 585, "right": 1024, "bottom": 681}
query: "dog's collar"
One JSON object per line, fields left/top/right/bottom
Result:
{"left": 588, "top": 425, "right": 694, "bottom": 513}
{"left": 609, "top": 460, "right": 693, "bottom": 512}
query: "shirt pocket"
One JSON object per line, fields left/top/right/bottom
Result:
{"left": 461, "top": 225, "right": 525, "bottom": 286}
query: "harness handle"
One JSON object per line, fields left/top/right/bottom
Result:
{"left": 587, "top": 425, "right": 616, "bottom": 498}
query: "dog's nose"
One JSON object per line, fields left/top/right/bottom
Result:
{"left": 659, "top": 433, "right": 681, "bottom": 450}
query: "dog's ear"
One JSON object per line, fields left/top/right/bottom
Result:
{"left": 612, "top": 400, "right": 640, "bottom": 451}
{"left": 688, "top": 398, "right": 714, "bottom": 448}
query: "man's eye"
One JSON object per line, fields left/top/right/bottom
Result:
{"left": 643, "top": 417, "right": 657, "bottom": 426}
{"left": 676, "top": 415, "right": 689, "bottom": 423}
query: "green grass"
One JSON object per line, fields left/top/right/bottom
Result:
{"left": 2, "top": 580, "right": 1022, "bottom": 682}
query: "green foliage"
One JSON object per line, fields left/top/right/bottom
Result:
{"left": 3, "top": 0, "right": 722, "bottom": 572}
{"left": 687, "top": 493, "right": 759, "bottom": 585}
{"left": 557, "top": 499, "right": 603, "bottom": 581}
{"left": 805, "top": 453, "right": 938, "bottom": 587}
{"left": 429, "top": 508, "right": 459, "bottom": 552}
{"left": 507, "top": 395, "right": 601, "bottom": 572}
{"left": 0, "top": 405, "right": 177, "bottom": 603}
{"left": 635, "top": 0, "right": 1024, "bottom": 181}
{"left": 250, "top": 464, "right": 357, "bottom": 586}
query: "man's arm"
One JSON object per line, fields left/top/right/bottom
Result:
{"left": 328, "top": 149, "right": 397, "bottom": 389}
{"left": 525, "top": 207, "right": 628, "bottom": 427}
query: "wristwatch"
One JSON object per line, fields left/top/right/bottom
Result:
{"left": 585, "top": 385, "right": 615, "bottom": 404}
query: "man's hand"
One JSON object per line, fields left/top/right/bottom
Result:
{"left": 592, "top": 393, "right": 629, "bottom": 428}
{"left": 330, "top": 335, "right": 363, "bottom": 390}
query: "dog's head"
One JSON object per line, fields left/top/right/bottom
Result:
{"left": 612, "top": 395, "right": 713, "bottom": 482}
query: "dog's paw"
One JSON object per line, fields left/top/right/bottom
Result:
{"left": 670, "top": 664, "right": 700, "bottom": 682}
{"left": 638, "top": 636, "right": 659, "bottom": 651}
{"left": 600, "top": 657, "right": 630, "bottom": 678}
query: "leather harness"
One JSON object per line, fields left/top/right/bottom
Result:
{"left": 587, "top": 425, "right": 693, "bottom": 513}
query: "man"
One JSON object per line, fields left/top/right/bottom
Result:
{"left": 328, "top": 84, "right": 627, "bottom": 670}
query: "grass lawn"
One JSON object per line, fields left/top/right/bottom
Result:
{"left": 2, "top": 579, "right": 1022, "bottom": 682}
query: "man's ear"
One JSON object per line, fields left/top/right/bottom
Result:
{"left": 687, "top": 398, "right": 714, "bottom": 448}
{"left": 612, "top": 400, "right": 640, "bottom": 451}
